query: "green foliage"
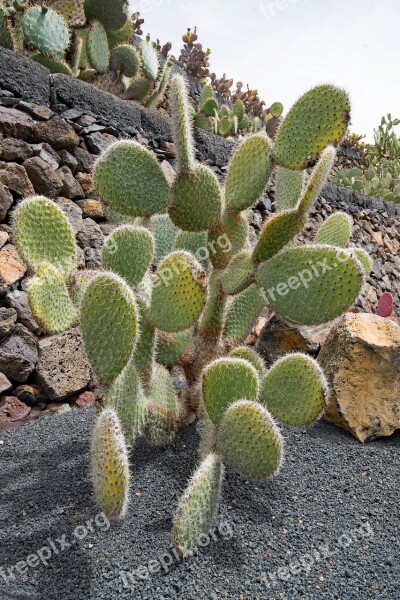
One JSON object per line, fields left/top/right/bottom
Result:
{"left": 23, "top": 6, "right": 69, "bottom": 57}
{"left": 87, "top": 20, "right": 109, "bottom": 73}
{"left": 84, "top": 0, "right": 129, "bottom": 32}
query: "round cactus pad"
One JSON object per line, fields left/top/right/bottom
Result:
{"left": 314, "top": 212, "right": 352, "bottom": 247}
{"left": 23, "top": 7, "right": 70, "bottom": 57}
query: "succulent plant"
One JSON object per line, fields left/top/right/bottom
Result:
{"left": 13, "top": 75, "right": 367, "bottom": 543}
{"left": 177, "top": 26, "right": 211, "bottom": 80}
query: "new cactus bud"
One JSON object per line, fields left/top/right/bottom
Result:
{"left": 90, "top": 408, "right": 130, "bottom": 519}
{"left": 314, "top": 212, "right": 353, "bottom": 247}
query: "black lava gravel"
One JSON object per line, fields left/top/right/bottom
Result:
{"left": 0, "top": 409, "right": 399, "bottom": 600}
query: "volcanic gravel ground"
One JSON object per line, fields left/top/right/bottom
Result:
{"left": 0, "top": 409, "right": 399, "bottom": 599}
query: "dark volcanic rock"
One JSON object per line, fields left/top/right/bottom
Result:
{"left": 0, "top": 323, "right": 38, "bottom": 382}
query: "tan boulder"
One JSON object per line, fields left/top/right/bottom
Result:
{"left": 319, "top": 313, "right": 400, "bottom": 442}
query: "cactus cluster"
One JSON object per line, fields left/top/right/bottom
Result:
{"left": 0, "top": 0, "right": 171, "bottom": 109}
{"left": 13, "top": 75, "right": 368, "bottom": 547}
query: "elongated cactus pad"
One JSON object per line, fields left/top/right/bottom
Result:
{"left": 169, "top": 165, "right": 223, "bottom": 232}
{"left": 224, "top": 284, "right": 265, "bottom": 340}
{"left": 152, "top": 214, "right": 179, "bottom": 263}
{"left": 101, "top": 225, "right": 154, "bottom": 288}
{"left": 225, "top": 133, "right": 272, "bottom": 212}
{"left": 143, "top": 365, "right": 180, "bottom": 446}
{"left": 23, "top": 7, "right": 69, "bottom": 57}
{"left": 218, "top": 400, "right": 283, "bottom": 480}
{"left": 314, "top": 212, "right": 352, "bottom": 247}
{"left": 156, "top": 329, "right": 193, "bottom": 366}
{"left": 260, "top": 353, "right": 328, "bottom": 426}
{"left": 170, "top": 74, "right": 195, "bottom": 174}
{"left": 202, "top": 358, "right": 260, "bottom": 426}
{"left": 28, "top": 262, "right": 75, "bottom": 333}
{"left": 90, "top": 408, "right": 130, "bottom": 519}
{"left": 257, "top": 245, "right": 364, "bottom": 325}
{"left": 84, "top": 0, "right": 129, "bottom": 31}
{"left": 93, "top": 141, "right": 171, "bottom": 217}
{"left": 254, "top": 209, "right": 300, "bottom": 263}
{"left": 297, "top": 147, "right": 337, "bottom": 220}
{"left": 151, "top": 251, "right": 207, "bottom": 332}
{"left": 275, "top": 84, "right": 350, "bottom": 170}
{"left": 87, "top": 20, "right": 109, "bottom": 74}
{"left": 229, "top": 346, "right": 265, "bottom": 376}
{"left": 220, "top": 250, "right": 255, "bottom": 295}
{"left": 173, "top": 453, "right": 224, "bottom": 556}
{"left": 32, "top": 53, "right": 72, "bottom": 75}
{"left": 274, "top": 166, "right": 305, "bottom": 211}
{"left": 106, "top": 362, "right": 147, "bottom": 442}
{"left": 13, "top": 196, "right": 77, "bottom": 278}
{"left": 141, "top": 38, "right": 159, "bottom": 81}
{"left": 81, "top": 273, "right": 138, "bottom": 383}
{"left": 134, "top": 298, "right": 155, "bottom": 387}
{"left": 348, "top": 247, "right": 372, "bottom": 276}
{"left": 110, "top": 44, "right": 139, "bottom": 77}
{"left": 0, "top": 11, "right": 15, "bottom": 50}
{"left": 146, "top": 58, "right": 173, "bottom": 110}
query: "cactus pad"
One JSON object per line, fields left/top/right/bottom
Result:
{"left": 297, "top": 147, "right": 337, "bottom": 220}
{"left": 275, "top": 84, "right": 350, "bottom": 170}
{"left": 151, "top": 251, "right": 207, "bottom": 332}
{"left": 152, "top": 214, "right": 179, "bottom": 263}
{"left": 260, "top": 353, "right": 328, "bottom": 426}
{"left": 314, "top": 212, "right": 352, "bottom": 247}
{"left": 202, "top": 358, "right": 260, "bottom": 426}
{"left": 170, "top": 74, "right": 196, "bottom": 174}
{"left": 156, "top": 330, "right": 193, "bottom": 366}
{"left": 28, "top": 262, "right": 75, "bottom": 333}
{"left": 274, "top": 166, "right": 305, "bottom": 211}
{"left": 257, "top": 245, "right": 364, "bottom": 325}
{"left": 90, "top": 408, "right": 130, "bottom": 519}
{"left": 84, "top": 0, "right": 129, "bottom": 31}
{"left": 218, "top": 400, "right": 283, "bottom": 480}
{"left": 93, "top": 141, "right": 171, "bottom": 217}
{"left": 229, "top": 346, "right": 265, "bottom": 376}
{"left": 143, "top": 365, "right": 180, "bottom": 446}
{"left": 175, "top": 230, "right": 209, "bottom": 269}
{"left": 23, "top": 7, "right": 69, "bottom": 57}
{"left": 106, "top": 362, "right": 147, "bottom": 442}
{"left": 169, "top": 166, "right": 223, "bottom": 232}
{"left": 110, "top": 43, "right": 139, "bottom": 77}
{"left": 80, "top": 273, "right": 138, "bottom": 383}
{"left": 173, "top": 453, "right": 224, "bottom": 556}
{"left": 125, "top": 77, "right": 152, "bottom": 101}
{"left": 0, "top": 12, "right": 15, "bottom": 50}
{"left": 13, "top": 197, "right": 77, "bottom": 278}
{"left": 208, "top": 211, "right": 249, "bottom": 269}
{"left": 101, "top": 225, "right": 154, "bottom": 288}
{"left": 220, "top": 250, "right": 255, "bottom": 295}
{"left": 87, "top": 20, "right": 109, "bottom": 73}
{"left": 32, "top": 53, "right": 72, "bottom": 75}
{"left": 224, "top": 284, "right": 265, "bottom": 340}
{"left": 141, "top": 38, "right": 159, "bottom": 81}
{"left": 254, "top": 209, "right": 300, "bottom": 263}
{"left": 348, "top": 247, "right": 372, "bottom": 276}
{"left": 225, "top": 133, "right": 272, "bottom": 212}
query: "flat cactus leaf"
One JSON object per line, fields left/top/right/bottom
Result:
{"left": 28, "top": 262, "right": 75, "bottom": 333}
{"left": 275, "top": 84, "right": 350, "bottom": 170}
{"left": 224, "top": 283, "right": 265, "bottom": 340}
{"left": 253, "top": 209, "right": 300, "bottom": 263}
{"left": 87, "top": 20, "right": 109, "bottom": 74}
{"left": 110, "top": 44, "right": 139, "bottom": 77}
{"left": 125, "top": 76, "right": 152, "bottom": 102}
{"left": 156, "top": 330, "right": 194, "bottom": 366}
{"left": 93, "top": 140, "right": 171, "bottom": 217}
{"left": 170, "top": 74, "right": 196, "bottom": 174}
{"left": 80, "top": 273, "right": 139, "bottom": 383}
{"left": 151, "top": 251, "right": 207, "bottom": 332}
{"left": 260, "top": 353, "right": 328, "bottom": 426}
{"left": 13, "top": 196, "right": 77, "bottom": 279}
{"left": 202, "top": 357, "right": 260, "bottom": 426}
{"left": 0, "top": 11, "right": 15, "bottom": 50}
{"left": 347, "top": 247, "right": 372, "bottom": 276}
{"left": 220, "top": 250, "right": 255, "bottom": 295}
{"left": 101, "top": 225, "right": 154, "bottom": 288}
{"left": 173, "top": 453, "right": 224, "bottom": 557}
{"left": 228, "top": 346, "right": 265, "bottom": 376}
{"left": 84, "top": 0, "right": 129, "bottom": 32}
{"left": 32, "top": 53, "right": 72, "bottom": 75}
{"left": 314, "top": 212, "right": 352, "bottom": 247}
{"left": 107, "top": 18, "right": 133, "bottom": 47}
{"left": 23, "top": 6, "right": 70, "bottom": 57}
{"left": 152, "top": 214, "right": 179, "bottom": 264}
{"left": 102, "top": 204, "right": 136, "bottom": 225}
{"left": 257, "top": 245, "right": 365, "bottom": 325}
{"left": 218, "top": 400, "right": 284, "bottom": 480}
{"left": 143, "top": 365, "right": 180, "bottom": 446}
{"left": 274, "top": 166, "right": 305, "bottom": 211}
{"left": 175, "top": 230, "right": 209, "bottom": 269}
{"left": 225, "top": 133, "right": 272, "bottom": 212}
{"left": 90, "top": 408, "right": 130, "bottom": 520}
{"left": 208, "top": 211, "right": 249, "bottom": 269}
{"left": 297, "top": 147, "right": 337, "bottom": 220}
{"left": 134, "top": 297, "right": 156, "bottom": 388}
{"left": 140, "top": 38, "right": 159, "bottom": 81}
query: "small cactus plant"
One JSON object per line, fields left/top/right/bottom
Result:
{"left": 13, "top": 75, "right": 368, "bottom": 545}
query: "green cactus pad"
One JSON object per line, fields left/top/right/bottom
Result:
{"left": 224, "top": 284, "right": 265, "bottom": 340}
{"left": 78, "top": 68, "right": 96, "bottom": 82}
{"left": 175, "top": 230, "right": 209, "bottom": 269}
{"left": 170, "top": 74, "right": 196, "bottom": 174}
{"left": 152, "top": 214, "right": 179, "bottom": 263}
{"left": 68, "top": 269, "right": 97, "bottom": 306}
{"left": 314, "top": 212, "right": 352, "bottom": 247}
{"left": 145, "top": 58, "right": 173, "bottom": 110}
{"left": 275, "top": 84, "right": 350, "bottom": 170}
{"left": 84, "top": 0, "right": 129, "bottom": 31}
{"left": 202, "top": 357, "right": 260, "bottom": 426}
{"left": 143, "top": 364, "right": 180, "bottom": 446}
{"left": 220, "top": 250, "right": 255, "bottom": 295}
{"left": 348, "top": 247, "right": 372, "bottom": 276}
{"left": 254, "top": 209, "right": 300, "bottom": 263}
{"left": 218, "top": 400, "right": 283, "bottom": 480}
{"left": 93, "top": 141, "right": 171, "bottom": 217}
{"left": 28, "top": 262, "right": 75, "bottom": 334}
{"left": 125, "top": 77, "right": 152, "bottom": 102}
{"left": 297, "top": 147, "right": 337, "bottom": 220}
{"left": 107, "top": 18, "right": 133, "bottom": 47}
{"left": 102, "top": 204, "right": 136, "bottom": 225}
{"left": 218, "top": 116, "right": 231, "bottom": 137}
{"left": 270, "top": 102, "right": 284, "bottom": 118}
{"left": 0, "top": 12, "right": 15, "bottom": 50}
{"left": 274, "top": 166, "right": 305, "bottom": 211}
{"left": 229, "top": 346, "right": 265, "bottom": 376}
{"left": 202, "top": 98, "right": 218, "bottom": 117}
{"left": 101, "top": 225, "right": 154, "bottom": 288}
{"left": 173, "top": 453, "right": 224, "bottom": 557}
{"left": 194, "top": 112, "right": 209, "bottom": 129}
{"left": 208, "top": 211, "right": 249, "bottom": 269}
{"left": 134, "top": 298, "right": 155, "bottom": 387}
{"left": 140, "top": 38, "right": 159, "bottom": 81}
{"left": 87, "top": 20, "right": 109, "bottom": 73}
{"left": 257, "top": 245, "right": 364, "bottom": 325}
{"left": 260, "top": 353, "right": 328, "bottom": 426}
{"left": 80, "top": 273, "right": 138, "bottom": 383}
{"left": 13, "top": 197, "right": 77, "bottom": 278}
{"left": 90, "top": 408, "right": 130, "bottom": 520}
{"left": 106, "top": 362, "right": 147, "bottom": 442}
{"left": 23, "top": 7, "right": 69, "bottom": 57}
{"left": 110, "top": 43, "right": 139, "bottom": 77}
{"left": 225, "top": 133, "right": 272, "bottom": 212}
{"left": 156, "top": 330, "right": 193, "bottom": 366}
{"left": 151, "top": 251, "right": 207, "bottom": 332}
{"left": 169, "top": 165, "right": 223, "bottom": 232}
{"left": 32, "top": 53, "right": 72, "bottom": 75}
